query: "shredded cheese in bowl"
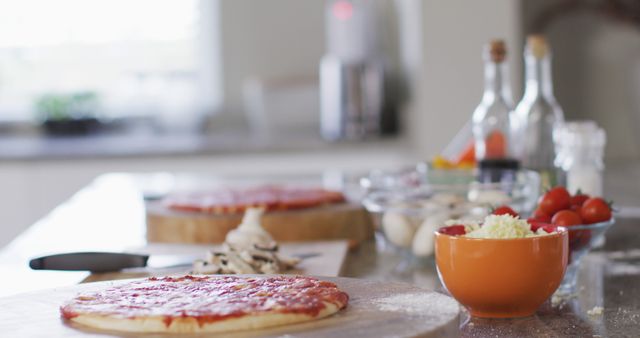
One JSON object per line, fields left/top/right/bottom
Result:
{"left": 463, "top": 214, "right": 549, "bottom": 239}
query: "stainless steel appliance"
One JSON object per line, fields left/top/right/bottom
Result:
{"left": 320, "top": 0, "right": 388, "bottom": 141}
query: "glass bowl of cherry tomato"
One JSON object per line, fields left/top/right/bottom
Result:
{"left": 528, "top": 187, "right": 615, "bottom": 292}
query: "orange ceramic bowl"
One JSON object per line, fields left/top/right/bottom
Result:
{"left": 435, "top": 228, "right": 568, "bottom": 318}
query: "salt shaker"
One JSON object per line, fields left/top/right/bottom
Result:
{"left": 553, "top": 121, "right": 606, "bottom": 196}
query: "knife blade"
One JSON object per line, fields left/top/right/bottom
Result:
{"left": 29, "top": 251, "right": 321, "bottom": 273}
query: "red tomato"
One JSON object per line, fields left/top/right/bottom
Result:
{"left": 492, "top": 205, "right": 519, "bottom": 218}
{"left": 538, "top": 187, "right": 571, "bottom": 215}
{"left": 580, "top": 197, "right": 612, "bottom": 224}
{"left": 542, "top": 224, "right": 559, "bottom": 233}
{"left": 570, "top": 193, "right": 590, "bottom": 207}
{"left": 551, "top": 210, "right": 583, "bottom": 226}
{"left": 438, "top": 225, "right": 467, "bottom": 236}
{"left": 552, "top": 210, "right": 588, "bottom": 247}
{"left": 527, "top": 219, "right": 547, "bottom": 232}
{"left": 530, "top": 207, "right": 552, "bottom": 223}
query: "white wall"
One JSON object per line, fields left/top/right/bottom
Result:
{"left": 522, "top": 1, "right": 640, "bottom": 161}
{"left": 403, "top": 0, "right": 523, "bottom": 159}
{"left": 218, "top": 0, "right": 326, "bottom": 111}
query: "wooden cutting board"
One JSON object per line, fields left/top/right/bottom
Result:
{"left": 83, "top": 241, "right": 349, "bottom": 283}
{"left": 146, "top": 201, "right": 374, "bottom": 248}
{"left": 0, "top": 277, "right": 460, "bottom": 338}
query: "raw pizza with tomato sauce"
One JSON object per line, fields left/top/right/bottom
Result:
{"left": 60, "top": 275, "right": 349, "bottom": 333}
{"left": 164, "top": 186, "right": 346, "bottom": 214}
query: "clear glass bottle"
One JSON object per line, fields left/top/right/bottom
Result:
{"left": 554, "top": 121, "right": 606, "bottom": 196}
{"left": 472, "top": 40, "right": 515, "bottom": 161}
{"left": 512, "top": 35, "right": 564, "bottom": 189}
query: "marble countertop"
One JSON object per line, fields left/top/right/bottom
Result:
{"left": 343, "top": 218, "right": 640, "bottom": 337}
{"left": 0, "top": 172, "right": 638, "bottom": 337}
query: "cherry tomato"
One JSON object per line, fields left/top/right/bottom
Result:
{"left": 438, "top": 225, "right": 467, "bottom": 236}
{"left": 570, "top": 193, "right": 590, "bottom": 207}
{"left": 551, "top": 210, "right": 583, "bottom": 226}
{"left": 580, "top": 197, "right": 612, "bottom": 224}
{"left": 527, "top": 219, "right": 547, "bottom": 232}
{"left": 541, "top": 224, "right": 559, "bottom": 233}
{"left": 552, "top": 209, "right": 589, "bottom": 247}
{"left": 530, "top": 207, "right": 552, "bottom": 223}
{"left": 538, "top": 186, "right": 571, "bottom": 215}
{"left": 492, "top": 205, "right": 519, "bottom": 218}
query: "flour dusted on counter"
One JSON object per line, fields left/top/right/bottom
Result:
{"left": 587, "top": 306, "right": 604, "bottom": 316}
{"left": 193, "top": 208, "right": 299, "bottom": 274}
{"left": 374, "top": 292, "right": 459, "bottom": 316}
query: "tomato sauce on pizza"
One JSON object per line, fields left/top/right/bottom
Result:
{"left": 61, "top": 275, "right": 349, "bottom": 332}
{"left": 164, "top": 186, "right": 346, "bottom": 214}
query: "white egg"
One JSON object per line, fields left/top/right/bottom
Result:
{"left": 382, "top": 211, "right": 416, "bottom": 248}
{"left": 412, "top": 212, "right": 449, "bottom": 257}
{"left": 466, "top": 205, "right": 490, "bottom": 218}
{"left": 467, "top": 189, "right": 511, "bottom": 205}
{"left": 430, "top": 193, "right": 465, "bottom": 207}
{"left": 458, "top": 213, "right": 486, "bottom": 223}
{"left": 419, "top": 200, "right": 441, "bottom": 211}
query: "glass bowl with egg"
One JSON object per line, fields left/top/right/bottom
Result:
{"left": 361, "top": 167, "right": 540, "bottom": 265}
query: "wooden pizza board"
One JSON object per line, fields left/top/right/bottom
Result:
{"left": 0, "top": 277, "right": 460, "bottom": 338}
{"left": 83, "top": 241, "right": 349, "bottom": 283}
{"left": 146, "top": 201, "right": 374, "bottom": 248}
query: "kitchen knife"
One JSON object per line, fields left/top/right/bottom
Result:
{"left": 29, "top": 251, "right": 321, "bottom": 273}
{"left": 29, "top": 252, "right": 195, "bottom": 273}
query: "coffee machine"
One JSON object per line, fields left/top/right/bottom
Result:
{"left": 320, "top": 0, "right": 397, "bottom": 141}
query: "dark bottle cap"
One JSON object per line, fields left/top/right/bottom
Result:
{"left": 477, "top": 158, "right": 521, "bottom": 184}
{"left": 478, "top": 158, "right": 520, "bottom": 170}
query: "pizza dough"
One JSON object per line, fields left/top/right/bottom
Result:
{"left": 60, "top": 275, "right": 349, "bottom": 333}
{"left": 164, "top": 186, "right": 346, "bottom": 214}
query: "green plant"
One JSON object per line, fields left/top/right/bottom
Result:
{"left": 34, "top": 92, "right": 99, "bottom": 121}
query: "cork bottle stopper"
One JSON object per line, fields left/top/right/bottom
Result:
{"left": 486, "top": 39, "right": 506, "bottom": 63}
{"left": 527, "top": 34, "right": 548, "bottom": 59}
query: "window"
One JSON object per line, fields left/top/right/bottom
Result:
{"left": 0, "top": 0, "right": 220, "bottom": 123}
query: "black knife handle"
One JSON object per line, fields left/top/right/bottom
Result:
{"left": 29, "top": 252, "right": 149, "bottom": 272}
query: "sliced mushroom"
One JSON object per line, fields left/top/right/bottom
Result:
{"left": 224, "top": 252, "right": 257, "bottom": 274}
{"left": 192, "top": 259, "right": 221, "bottom": 274}
{"left": 277, "top": 254, "right": 301, "bottom": 269}
{"left": 259, "top": 261, "right": 280, "bottom": 274}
